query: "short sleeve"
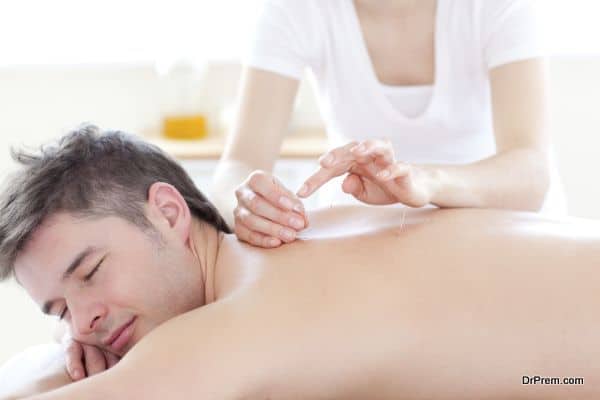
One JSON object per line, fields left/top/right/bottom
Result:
{"left": 481, "top": 0, "right": 545, "bottom": 69}
{"left": 244, "top": 0, "right": 320, "bottom": 80}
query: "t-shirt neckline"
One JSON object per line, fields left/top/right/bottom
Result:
{"left": 347, "top": 0, "right": 443, "bottom": 122}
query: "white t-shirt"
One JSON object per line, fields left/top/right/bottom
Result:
{"left": 246, "top": 0, "right": 566, "bottom": 214}
{"left": 381, "top": 84, "right": 434, "bottom": 119}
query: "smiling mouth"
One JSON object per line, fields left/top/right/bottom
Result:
{"left": 104, "top": 317, "right": 137, "bottom": 352}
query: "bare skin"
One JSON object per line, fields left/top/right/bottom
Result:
{"left": 17, "top": 205, "right": 600, "bottom": 400}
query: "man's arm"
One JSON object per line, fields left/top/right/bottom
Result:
{"left": 23, "top": 301, "right": 263, "bottom": 400}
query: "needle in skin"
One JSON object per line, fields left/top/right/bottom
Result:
{"left": 400, "top": 207, "right": 407, "bottom": 230}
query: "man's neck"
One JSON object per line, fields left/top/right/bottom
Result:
{"left": 188, "top": 219, "right": 223, "bottom": 305}
{"left": 189, "top": 218, "right": 255, "bottom": 304}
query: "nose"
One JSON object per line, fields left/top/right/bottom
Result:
{"left": 69, "top": 300, "right": 108, "bottom": 338}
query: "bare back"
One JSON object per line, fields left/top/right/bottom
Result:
{"left": 229, "top": 207, "right": 600, "bottom": 398}
{"left": 50, "top": 208, "right": 600, "bottom": 400}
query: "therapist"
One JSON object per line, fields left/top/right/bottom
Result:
{"left": 211, "top": 0, "right": 566, "bottom": 248}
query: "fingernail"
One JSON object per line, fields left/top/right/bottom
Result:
{"left": 279, "top": 196, "right": 294, "bottom": 210}
{"left": 268, "top": 238, "right": 280, "bottom": 247}
{"left": 356, "top": 144, "right": 366, "bottom": 153}
{"left": 293, "top": 203, "right": 305, "bottom": 213}
{"left": 297, "top": 184, "right": 309, "bottom": 197}
{"left": 280, "top": 228, "right": 296, "bottom": 241}
{"left": 72, "top": 369, "right": 82, "bottom": 380}
{"left": 377, "top": 170, "right": 390, "bottom": 179}
{"left": 289, "top": 217, "right": 304, "bottom": 229}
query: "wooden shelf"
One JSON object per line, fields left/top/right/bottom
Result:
{"left": 147, "top": 134, "right": 329, "bottom": 160}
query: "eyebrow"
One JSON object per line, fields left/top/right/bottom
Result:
{"left": 41, "top": 246, "right": 98, "bottom": 315}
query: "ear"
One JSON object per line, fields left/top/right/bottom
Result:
{"left": 147, "top": 182, "right": 191, "bottom": 243}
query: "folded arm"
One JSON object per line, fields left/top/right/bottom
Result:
{"left": 22, "top": 301, "right": 262, "bottom": 400}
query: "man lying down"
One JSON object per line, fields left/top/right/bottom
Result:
{"left": 0, "top": 126, "right": 598, "bottom": 400}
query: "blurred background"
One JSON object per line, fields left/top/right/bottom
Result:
{"left": 1, "top": 0, "right": 600, "bottom": 365}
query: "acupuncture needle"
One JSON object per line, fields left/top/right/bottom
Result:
{"left": 400, "top": 206, "right": 407, "bottom": 230}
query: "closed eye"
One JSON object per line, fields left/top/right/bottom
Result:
{"left": 83, "top": 256, "right": 105, "bottom": 282}
{"left": 55, "top": 256, "right": 106, "bottom": 320}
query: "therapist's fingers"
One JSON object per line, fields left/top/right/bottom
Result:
{"left": 235, "top": 207, "right": 296, "bottom": 244}
{"left": 348, "top": 155, "right": 412, "bottom": 201}
{"left": 343, "top": 166, "right": 397, "bottom": 205}
{"left": 236, "top": 187, "right": 306, "bottom": 231}
{"left": 367, "top": 161, "right": 429, "bottom": 207}
{"left": 243, "top": 170, "right": 305, "bottom": 215}
{"left": 298, "top": 143, "right": 360, "bottom": 198}
{"left": 298, "top": 139, "right": 397, "bottom": 198}
{"left": 297, "top": 160, "right": 353, "bottom": 198}
{"left": 317, "top": 141, "right": 358, "bottom": 169}
{"left": 271, "top": 175, "right": 309, "bottom": 226}
{"left": 375, "top": 162, "right": 411, "bottom": 181}
{"left": 342, "top": 174, "right": 364, "bottom": 197}
{"left": 342, "top": 174, "right": 377, "bottom": 204}
{"left": 350, "top": 139, "right": 395, "bottom": 165}
{"left": 373, "top": 162, "right": 414, "bottom": 202}
{"left": 234, "top": 220, "right": 282, "bottom": 248}
{"left": 302, "top": 140, "right": 383, "bottom": 197}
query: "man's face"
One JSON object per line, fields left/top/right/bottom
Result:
{"left": 14, "top": 212, "right": 204, "bottom": 357}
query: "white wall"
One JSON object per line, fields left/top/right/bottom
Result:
{"left": 547, "top": 57, "right": 600, "bottom": 218}
{"left": 1, "top": 282, "right": 57, "bottom": 364}
{"left": 1, "top": 57, "right": 600, "bottom": 364}
{"left": 0, "top": 62, "right": 319, "bottom": 173}
{"left": 0, "top": 64, "right": 162, "bottom": 175}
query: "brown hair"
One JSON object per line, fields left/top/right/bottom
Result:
{"left": 0, "top": 124, "right": 231, "bottom": 280}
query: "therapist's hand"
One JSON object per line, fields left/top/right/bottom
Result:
{"left": 297, "top": 139, "right": 437, "bottom": 207}
{"left": 234, "top": 170, "right": 308, "bottom": 248}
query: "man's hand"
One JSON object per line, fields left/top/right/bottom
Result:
{"left": 233, "top": 170, "right": 308, "bottom": 248}
{"left": 63, "top": 338, "right": 120, "bottom": 381}
{"left": 297, "top": 139, "right": 438, "bottom": 207}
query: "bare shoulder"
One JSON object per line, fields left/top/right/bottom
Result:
{"left": 73, "top": 294, "right": 275, "bottom": 399}
{"left": 24, "top": 297, "right": 269, "bottom": 399}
